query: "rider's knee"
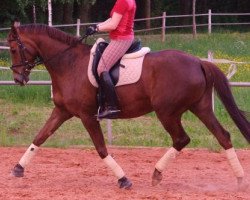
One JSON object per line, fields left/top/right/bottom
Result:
{"left": 97, "top": 67, "right": 107, "bottom": 77}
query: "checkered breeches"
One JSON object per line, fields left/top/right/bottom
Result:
{"left": 97, "top": 39, "right": 133, "bottom": 76}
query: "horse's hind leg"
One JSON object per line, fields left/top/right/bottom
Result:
{"left": 190, "top": 101, "right": 245, "bottom": 190}
{"left": 152, "top": 113, "right": 190, "bottom": 186}
{"left": 12, "top": 107, "right": 72, "bottom": 177}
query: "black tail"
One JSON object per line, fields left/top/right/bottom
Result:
{"left": 202, "top": 61, "right": 250, "bottom": 143}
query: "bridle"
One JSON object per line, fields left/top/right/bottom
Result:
{"left": 9, "top": 33, "right": 43, "bottom": 76}
{"left": 9, "top": 29, "right": 88, "bottom": 76}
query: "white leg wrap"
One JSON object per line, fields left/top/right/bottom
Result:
{"left": 19, "top": 144, "right": 39, "bottom": 168}
{"left": 225, "top": 148, "right": 244, "bottom": 178}
{"left": 103, "top": 155, "right": 125, "bottom": 179}
{"left": 155, "top": 147, "right": 179, "bottom": 172}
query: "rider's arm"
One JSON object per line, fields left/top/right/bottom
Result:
{"left": 97, "top": 12, "right": 122, "bottom": 32}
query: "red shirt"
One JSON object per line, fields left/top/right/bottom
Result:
{"left": 110, "top": 0, "right": 136, "bottom": 40}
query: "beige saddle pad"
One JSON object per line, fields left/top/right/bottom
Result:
{"left": 88, "top": 38, "right": 151, "bottom": 87}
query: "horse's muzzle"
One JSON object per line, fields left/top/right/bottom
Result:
{"left": 13, "top": 74, "right": 29, "bottom": 86}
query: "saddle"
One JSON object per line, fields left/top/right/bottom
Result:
{"left": 87, "top": 38, "right": 150, "bottom": 88}
{"left": 87, "top": 38, "right": 150, "bottom": 118}
{"left": 92, "top": 40, "right": 142, "bottom": 85}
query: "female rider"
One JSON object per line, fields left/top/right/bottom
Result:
{"left": 86, "top": 0, "right": 137, "bottom": 119}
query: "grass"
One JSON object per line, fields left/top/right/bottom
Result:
{"left": 142, "top": 32, "right": 250, "bottom": 61}
{"left": 0, "top": 69, "right": 51, "bottom": 105}
{"left": 0, "top": 32, "right": 250, "bottom": 150}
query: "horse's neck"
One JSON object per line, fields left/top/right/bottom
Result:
{"left": 32, "top": 35, "right": 90, "bottom": 82}
{"left": 37, "top": 36, "right": 70, "bottom": 62}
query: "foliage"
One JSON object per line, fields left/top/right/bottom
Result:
{"left": 1, "top": 0, "right": 250, "bottom": 27}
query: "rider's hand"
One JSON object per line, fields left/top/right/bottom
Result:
{"left": 85, "top": 25, "right": 98, "bottom": 36}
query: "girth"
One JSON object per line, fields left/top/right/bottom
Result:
{"left": 92, "top": 40, "right": 142, "bottom": 85}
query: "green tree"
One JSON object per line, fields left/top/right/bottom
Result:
{"left": 78, "top": 0, "right": 96, "bottom": 23}
{"left": 0, "top": 0, "right": 29, "bottom": 26}
{"left": 0, "top": 0, "right": 250, "bottom": 28}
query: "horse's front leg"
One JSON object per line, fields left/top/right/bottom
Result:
{"left": 12, "top": 107, "right": 72, "bottom": 177}
{"left": 81, "top": 115, "right": 132, "bottom": 189}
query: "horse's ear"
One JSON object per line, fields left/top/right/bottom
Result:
{"left": 13, "top": 21, "right": 21, "bottom": 28}
{"left": 11, "top": 20, "right": 20, "bottom": 35}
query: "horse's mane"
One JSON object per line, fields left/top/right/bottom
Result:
{"left": 19, "top": 24, "right": 80, "bottom": 46}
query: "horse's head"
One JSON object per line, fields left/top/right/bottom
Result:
{"left": 7, "top": 21, "right": 40, "bottom": 86}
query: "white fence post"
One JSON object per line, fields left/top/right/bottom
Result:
{"left": 162, "top": 12, "right": 166, "bottom": 42}
{"left": 76, "top": 19, "right": 80, "bottom": 37}
{"left": 208, "top": 51, "right": 215, "bottom": 111}
{"left": 107, "top": 119, "right": 112, "bottom": 145}
{"left": 33, "top": 4, "right": 37, "bottom": 23}
{"left": 208, "top": 50, "right": 213, "bottom": 61}
{"left": 48, "top": 0, "right": 52, "bottom": 26}
{"left": 48, "top": 0, "right": 53, "bottom": 97}
{"left": 208, "top": 9, "right": 212, "bottom": 34}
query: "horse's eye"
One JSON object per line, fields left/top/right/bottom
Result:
{"left": 11, "top": 49, "right": 16, "bottom": 54}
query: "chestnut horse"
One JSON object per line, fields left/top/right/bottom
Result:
{"left": 7, "top": 23, "right": 250, "bottom": 189}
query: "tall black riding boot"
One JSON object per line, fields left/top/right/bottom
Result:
{"left": 97, "top": 71, "right": 120, "bottom": 119}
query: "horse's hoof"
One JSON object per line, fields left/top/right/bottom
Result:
{"left": 237, "top": 177, "right": 249, "bottom": 192}
{"left": 118, "top": 176, "right": 132, "bottom": 189}
{"left": 152, "top": 168, "right": 162, "bottom": 186}
{"left": 12, "top": 164, "right": 24, "bottom": 177}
